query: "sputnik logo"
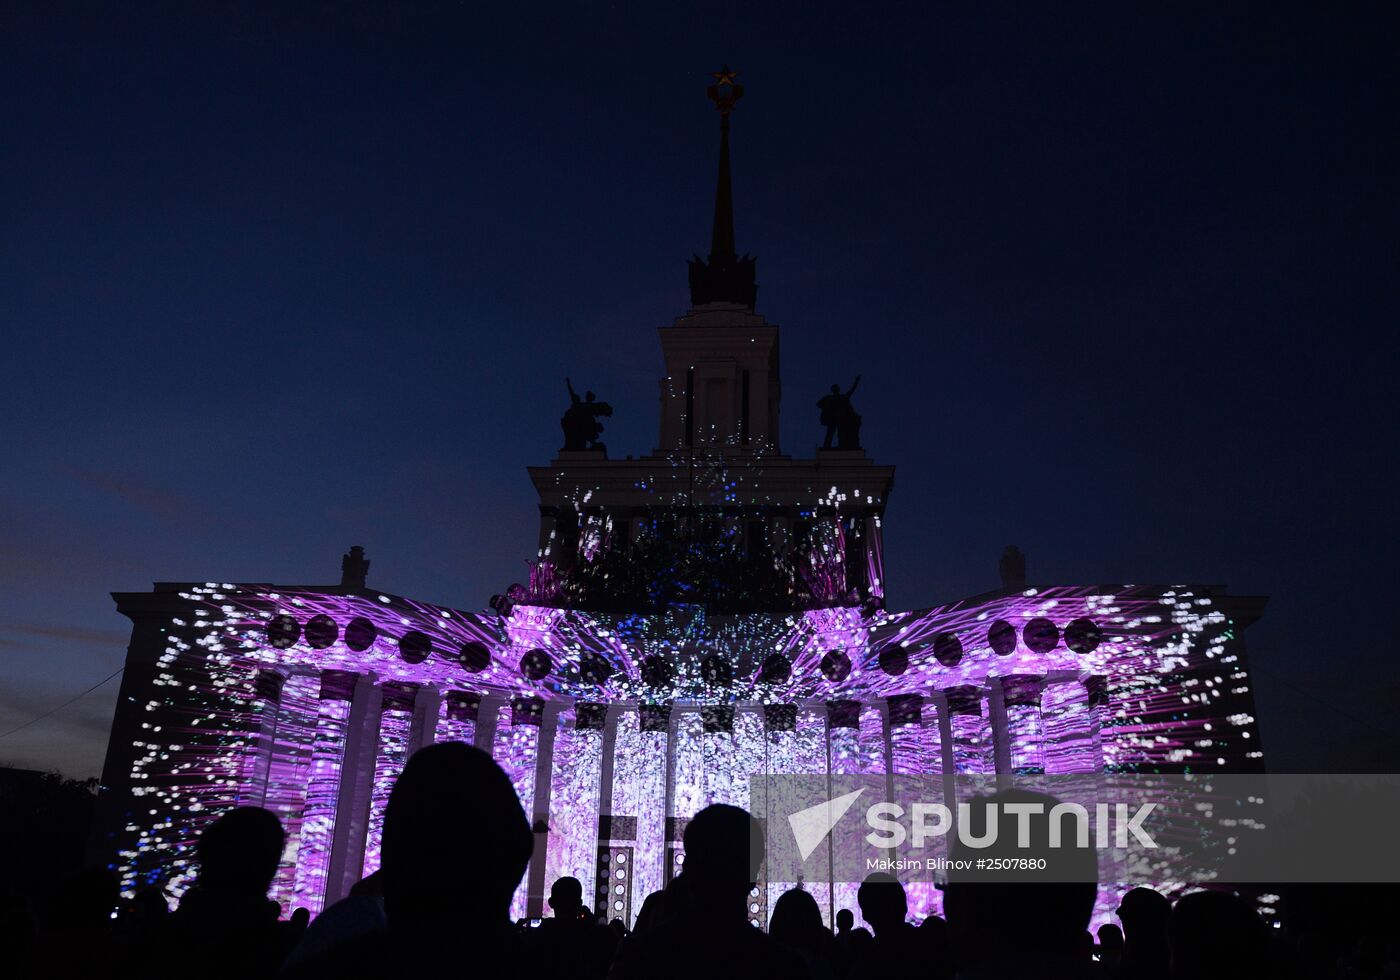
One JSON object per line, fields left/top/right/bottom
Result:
{"left": 788, "top": 788, "right": 866, "bottom": 861}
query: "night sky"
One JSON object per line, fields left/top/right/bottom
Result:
{"left": 2, "top": 2, "right": 1396, "bottom": 777}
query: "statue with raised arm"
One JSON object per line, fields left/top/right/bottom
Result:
{"left": 816, "top": 375, "right": 862, "bottom": 450}
{"left": 561, "top": 377, "right": 613, "bottom": 452}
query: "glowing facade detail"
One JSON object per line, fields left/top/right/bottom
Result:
{"left": 92, "top": 95, "right": 1267, "bottom": 927}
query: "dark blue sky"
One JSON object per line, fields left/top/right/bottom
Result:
{"left": 2, "top": 2, "right": 1396, "bottom": 776}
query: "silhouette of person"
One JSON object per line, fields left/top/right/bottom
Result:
{"left": 288, "top": 742, "right": 538, "bottom": 976}
{"left": 816, "top": 376, "right": 861, "bottom": 449}
{"left": 943, "top": 788, "right": 1099, "bottom": 978}
{"left": 1117, "top": 886, "right": 1172, "bottom": 980}
{"left": 167, "top": 806, "right": 306, "bottom": 978}
{"left": 1169, "top": 891, "right": 1269, "bottom": 980}
{"left": 768, "top": 888, "right": 840, "bottom": 980}
{"left": 1097, "top": 921, "right": 1125, "bottom": 972}
{"left": 281, "top": 870, "right": 386, "bottom": 969}
{"left": 534, "top": 876, "right": 617, "bottom": 980}
{"left": 855, "top": 873, "right": 929, "bottom": 978}
{"left": 608, "top": 803, "right": 806, "bottom": 980}
{"left": 920, "top": 914, "right": 955, "bottom": 980}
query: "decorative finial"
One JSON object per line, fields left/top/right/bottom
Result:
{"left": 707, "top": 65, "right": 744, "bottom": 116}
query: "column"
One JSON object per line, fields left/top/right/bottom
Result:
{"left": 543, "top": 703, "right": 605, "bottom": 916}
{"left": 238, "top": 669, "right": 286, "bottom": 808}
{"left": 264, "top": 672, "right": 320, "bottom": 912}
{"left": 1083, "top": 675, "right": 1114, "bottom": 772}
{"left": 494, "top": 696, "right": 544, "bottom": 921}
{"left": 826, "top": 700, "right": 863, "bottom": 927}
{"left": 325, "top": 672, "right": 381, "bottom": 905}
{"left": 291, "top": 670, "right": 359, "bottom": 914}
{"left": 887, "top": 694, "right": 941, "bottom": 920}
{"left": 594, "top": 704, "right": 631, "bottom": 926}
{"left": 360, "top": 681, "right": 418, "bottom": 878}
{"left": 526, "top": 700, "right": 562, "bottom": 917}
{"left": 409, "top": 685, "right": 440, "bottom": 754}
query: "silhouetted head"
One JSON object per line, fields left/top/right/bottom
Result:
{"left": 856, "top": 873, "right": 908, "bottom": 935}
{"left": 381, "top": 743, "right": 531, "bottom": 926}
{"left": 586, "top": 391, "right": 596, "bottom": 402}
{"left": 681, "top": 804, "right": 763, "bottom": 908}
{"left": 943, "top": 789, "right": 1097, "bottom": 963}
{"left": 1098, "top": 922, "right": 1124, "bottom": 950}
{"left": 1117, "top": 886, "right": 1171, "bottom": 939}
{"left": 197, "top": 807, "right": 284, "bottom": 898}
{"left": 830, "top": 383, "right": 840, "bottom": 394}
{"left": 1170, "top": 891, "right": 1268, "bottom": 979}
{"left": 769, "top": 888, "right": 824, "bottom": 949}
{"left": 549, "top": 876, "right": 584, "bottom": 920}
{"left": 836, "top": 907, "right": 854, "bottom": 933}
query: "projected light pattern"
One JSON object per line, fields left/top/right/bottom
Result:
{"left": 434, "top": 711, "right": 475, "bottom": 747}
{"left": 494, "top": 721, "right": 541, "bottom": 922}
{"left": 542, "top": 711, "right": 603, "bottom": 899}
{"left": 292, "top": 692, "right": 351, "bottom": 915}
{"left": 102, "top": 579, "right": 1262, "bottom": 926}
{"left": 611, "top": 710, "right": 668, "bottom": 914}
{"left": 362, "top": 708, "right": 413, "bottom": 877}
{"left": 891, "top": 703, "right": 942, "bottom": 921}
{"left": 264, "top": 673, "right": 319, "bottom": 909}
{"left": 1043, "top": 681, "right": 1096, "bottom": 774}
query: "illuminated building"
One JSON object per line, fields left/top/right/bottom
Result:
{"left": 90, "top": 71, "right": 1267, "bottom": 926}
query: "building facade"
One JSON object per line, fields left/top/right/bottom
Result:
{"left": 91, "top": 73, "right": 1267, "bottom": 926}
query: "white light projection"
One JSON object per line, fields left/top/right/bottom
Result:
{"left": 99, "top": 580, "right": 1265, "bottom": 928}
{"left": 541, "top": 709, "right": 603, "bottom": 903}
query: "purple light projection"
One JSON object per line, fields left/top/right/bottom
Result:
{"left": 102, "top": 580, "right": 1262, "bottom": 925}
{"left": 362, "top": 704, "right": 413, "bottom": 878}
{"left": 542, "top": 708, "right": 603, "bottom": 903}
{"left": 291, "top": 682, "right": 352, "bottom": 915}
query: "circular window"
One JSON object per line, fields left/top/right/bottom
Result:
{"left": 1065, "top": 618, "right": 1102, "bottom": 654}
{"left": 520, "top": 649, "right": 553, "bottom": 680}
{"left": 758, "top": 654, "right": 791, "bottom": 684}
{"left": 1024, "top": 618, "right": 1060, "bottom": 654}
{"left": 267, "top": 615, "right": 300, "bottom": 649}
{"left": 577, "top": 651, "right": 614, "bottom": 685}
{"left": 640, "top": 655, "right": 674, "bottom": 687}
{"left": 399, "top": 631, "right": 432, "bottom": 664}
{"left": 878, "top": 645, "right": 908, "bottom": 676}
{"left": 700, "top": 654, "right": 733, "bottom": 687}
{"left": 344, "top": 617, "right": 377, "bottom": 652}
{"left": 458, "top": 641, "right": 491, "bottom": 673}
{"left": 988, "top": 619, "right": 1017, "bottom": 656}
{"left": 932, "top": 632, "right": 963, "bottom": 667}
{"left": 304, "top": 614, "right": 338, "bottom": 649}
{"left": 819, "top": 649, "right": 852, "bottom": 682}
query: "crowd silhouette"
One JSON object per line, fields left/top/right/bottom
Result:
{"left": 4, "top": 744, "right": 1395, "bottom": 978}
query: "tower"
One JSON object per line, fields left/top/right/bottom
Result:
{"left": 527, "top": 69, "right": 895, "bottom": 609}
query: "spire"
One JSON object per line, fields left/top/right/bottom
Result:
{"left": 688, "top": 66, "right": 758, "bottom": 309}
{"left": 709, "top": 66, "right": 739, "bottom": 262}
